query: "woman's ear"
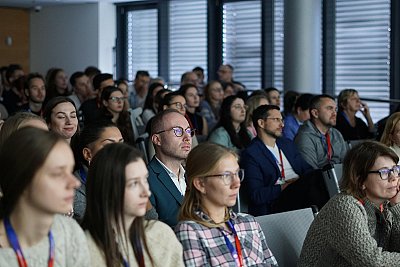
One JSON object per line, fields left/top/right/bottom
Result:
{"left": 193, "top": 177, "right": 206, "bottom": 194}
{"left": 82, "top": 148, "right": 93, "bottom": 165}
{"left": 102, "top": 99, "right": 109, "bottom": 107}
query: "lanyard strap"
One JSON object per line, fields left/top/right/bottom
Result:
{"left": 220, "top": 220, "right": 244, "bottom": 267}
{"left": 79, "top": 166, "right": 87, "bottom": 184}
{"left": 278, "top": 149, "right": 285, "bottom": 179}
{"left": 4, "top": 217, "right": 55, "bottom": 267}
{"left": 325, "top": 132, "right": 332, "bottom": 161}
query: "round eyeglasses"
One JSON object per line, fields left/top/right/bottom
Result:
{"left": 156, "top": 126, "right": 195, "bottom": 137}
{"left": 109, "top": 96, "right": 127, "bottom": 103}
{"left": 368, "top": 165, "right": 400, "bottom": 180}
{"left": 169, "top": 102, "right": 187, "bottom": 110}
{"left": 203, "top": 169, "right": 244, "bottom": 185}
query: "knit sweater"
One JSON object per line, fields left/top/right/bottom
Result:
{"left": 0, "top": 215, "right": 90, "bottom": 267}
{"left": 298, "top": 194, "right": 400, "bottom": 267}
{"left": 86, "top": 220, "right": 184, "bottom": 267}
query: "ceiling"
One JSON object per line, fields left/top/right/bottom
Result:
{"left": 0, "top": 0, "right": 135, "bottom": 9}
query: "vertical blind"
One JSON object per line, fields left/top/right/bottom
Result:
{"left": 335, "top": 0, "right": 391, "bottom": 123}
{"left": 222, "top": 0, "right": 262, "bottom": 90}
{"left": 274, "top": 0, "right": 284, "bottom": 91}
{"left": 126, "top": 8, "right": 158, "bottom": 81}
{"left": 169, "top": 0, "right": 207, "bottom": 86}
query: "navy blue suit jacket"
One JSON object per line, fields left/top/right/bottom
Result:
{"left": 240, "top": 137, "right": 313, "bottom": 216}
{"left": 148, "top": 157, "right": 184, "bottom": 228}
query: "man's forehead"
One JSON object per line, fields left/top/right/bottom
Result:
{"left": 163, "top": 112, "right": 189, "bottom": 126}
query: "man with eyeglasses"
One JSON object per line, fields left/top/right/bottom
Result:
{"left": 295, "top": 94, "right": 348, "bottom": 169}
{"left": 241, "top": 104, "right": 325, "bottom": 216}
{"left": 148, "top": 109, "right": 194, "bottom": 227}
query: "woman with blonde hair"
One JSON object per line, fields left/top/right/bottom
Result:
{"left": 244, "top": 94, "right": 269, "bottom": 138}
{"left": 380, "top": 112, "right": 400, "bottom": 158}
{"left": 175, "top": 142, "right": 277, "bottom": 266}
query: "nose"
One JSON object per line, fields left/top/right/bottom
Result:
{"left": 68, "top": 173, "right": 81, "bottom": 189}
{"left": 140, "top": 182, "right": 151, "bottom": 198}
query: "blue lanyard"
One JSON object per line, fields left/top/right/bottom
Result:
{"left": 4, "top": 217, "right": 55, "bottom": 267}
{"left": 79, "top": 166, "right": 87, "bottom": 184}
{"left": 220, "top": 220, "right": 243, "bottom": 267}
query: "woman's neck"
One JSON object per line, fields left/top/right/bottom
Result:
{"left": 186, "top": 106, "right": 196, "bottom": 113}
{"left": 7, "top": 203, "right": 54, "bottom": 248}
{"left": 209, "top": 99, "right": 220, "bottom": 108}
{"left": 109, "top": 110, "right": 120, "bottom": 123}
{"left": 232, "top": 121, "right": 240, "bottom": 132}
{"left": 343, "top": 109, "right": 356, "bottom": 125}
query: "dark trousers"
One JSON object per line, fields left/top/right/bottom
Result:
{"left": 271, "top": 169, "right": 329, "bottom": 213}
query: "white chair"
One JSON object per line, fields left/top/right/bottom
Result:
{"left": 255, "top": 208, "right": 315, "bottom": 267}
{"left": 322, "top": 163, "right": 343, "bottom": 198}
{"left": 129, "top": 107, "right": 149, "bottom": 163}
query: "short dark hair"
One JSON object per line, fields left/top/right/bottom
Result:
{"left": 264, "top": 87, "right": 280, "bottom": 95}
{"left": 93, "top": 73, "right": 113, "bottom": 91}
{"left": 295, "top": 93, "right": 314, "bottom": 111}
{"left": 25, "top": 72, "right": 44, "bottom": 90}
{"left": 69, "top": 71, "right": 86, "bottom": 87}
{"left": 160, "top": 91, "right": 183, "bottom": 112}
{"left": 309, "top": 94, "right": 335, "bottom": 111}
{"left": 135, "top": 70, "right": 150, "bottom": 79}
{"left": 84, "top": 66, "right": 101, "bottom": 77}
{"left": 192, "top": 66, "right": 204, "bottom": 73}
{"left": 252, "top": 104, "right": 280, "bottom": 130}
{"left": 6, "top": 64, "right": 23, "bottom": 83}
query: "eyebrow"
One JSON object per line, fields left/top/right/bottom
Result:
{"left": 100, "top": 138, "right": 124, "bottom": 143}
{"left": 55, "top": 111, "right": 76, "bottom": 115}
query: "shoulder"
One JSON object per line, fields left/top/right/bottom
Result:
{"left": 145, "top": 220, "right": 176, "bottom": 239}
{"left": 85, "top": 231, "right": 106, "bottom": 267}
{"left": 52, "top": 215, "right": 85, "bottom": 238}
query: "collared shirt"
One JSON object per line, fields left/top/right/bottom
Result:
{"left": 175, "top": 210, "right": 278, "bottom": 266}
{"left": 266, "top": 143, "right": 298, "bottom": 181}
{"left": 155, "top": 157, "right": 187, "bottom": 196}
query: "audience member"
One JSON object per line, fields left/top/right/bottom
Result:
{"left": 241, "top": 105, "right": 327, "bottom": 215}
{"left": 82, "top": 143, "right": 184, "bottom": 266}
{"left": 99, "top": 86, "right": 134, "bottom": 146}
{"left": 192, "top": 66, "right": 205, "bottom": 94}
{"left": 0, "top": 112, "right": 47, "bottom": 147}
{"left": 45, "top": 68, "right": 70, "bottom": 102}
{"left": 142, "top": 82, "right": 164, "bottom": 124}
{"left": 19, "top": 73, "right": 46, "bottom": 116}
{"left": 129, "top": 70, "right": 150, "bottom": 109}
{"left": 0, "top": 128, "right": 89, "bottom": 266}
{"left": 299, "top": 141, "right": 400, "bottom": 266}
{"left": 44, "top": 96, "right": 78, "bottom": 144}
{"left": 180, "top": 71, "right": 199, "bottom": 87}
{"left": 244, "top": 94, "right": 269, "bottom": 138}
{"left": 179, "top": 83, "right": 208, "bottom": 138}
{"left": 264, "top": 87, "right": 281, "bottom": 107}
{"left": 2, "top": 64, "right": 25, "bottom": 115}
{"left": 148, "top": 109, "right": 194, "bottom": 227}
{"left": 200, "top": 81, "right": 223, "bottom": 130}
{"left": 283, "top": 93, "right": 313, "bottom": 141}
{"left": 175, "top": 142, "right": 278, "bottom": 266}
{"left": 283, "top": 90, "right": 299, "bottom": 117}
{"left": 380, "top": 112, "right": 400, "bottom": 158}
{"left": 295, "top": 94, "right": 348, "bottom": 169}
{"left": 336, "top": 88, "right": 375, "bottom": 141}
{"left": 115, "top": 78, "right": 131, "bottom": 110}
{"left": 208, "top": 95, "right": 251, "bottom": 153}
{"left": 161, "top": 91, "right": 187, "bottom": 115}
{"left": 79, "top": 73, "right": 114, "bottom": 125}
{"left": 217, "top": 64, "right": 246, "bottom": 92}
{"left": 84, "top": 66, "right": 101, "bottom": 93}
{"left": 222, "top": 81, "right": 235, "bottom": 98}
{"left": 69, "top": 71, "right": 91, "bottom": 110}
{"left": 71, "top": 120, "right": 124, "bottom": 222}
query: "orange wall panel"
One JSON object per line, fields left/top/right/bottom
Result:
{"left": 0, "top": 8, "right": 29, "bottom": 72}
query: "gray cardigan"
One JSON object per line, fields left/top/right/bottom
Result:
{"left": 298, "top": 194, "right": 400, "bottom": 266}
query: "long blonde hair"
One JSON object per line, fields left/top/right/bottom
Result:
{"left": 381, "top": 112, "right": 400, "bottom": 147}
{"left": 179, "top": 142, "right": 238, "bottom": 228}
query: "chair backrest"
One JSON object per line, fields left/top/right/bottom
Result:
{"left": 255, "top": 208, "right": 314, "bottom": 267}
{"left": 322, "top": 163, "right": 343, "bottom": 198}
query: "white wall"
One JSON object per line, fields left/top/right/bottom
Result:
{"left": 30, "top": 3, "right": 116, "bottom": 77}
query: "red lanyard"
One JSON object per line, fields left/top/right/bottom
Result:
{"left": 278, "top": 149, "right": 285, "bottom": 179}
{"left": 4, "top": 217, "right": 55, "bottom": 267}
{"left": 221, "top": 220, "right": 244, "bottom": 267}
{"left": 325, "top": 132, "right": 332, "bottom": 161}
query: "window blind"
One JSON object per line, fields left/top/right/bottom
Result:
{"left": 335, "top": 0, "right": 391, "bottom": 123}
{"left": 169, "top": 0, "right": 207, "bottom": 86}
{"left": 274, "top": 0, "right": 284, "bottom": 91}
{"left": 126, "top": 8, "right": 158, "bottom": 81}
{"left": 222, "top": 0, "right": 262, "bottom": 90}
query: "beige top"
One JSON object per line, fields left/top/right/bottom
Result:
{"left": 0, "top": 215, "right": 90, "bottom": 267}
{"left": 86, "top": 220, "right": 184, "bottom": 267}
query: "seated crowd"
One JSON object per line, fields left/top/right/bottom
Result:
{"left": 0, "top": 63, "right": 400, "bottom": 266}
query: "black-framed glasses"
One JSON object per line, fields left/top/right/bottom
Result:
{"left": 203, "top": 169, "right": 244, "bottom": 185}
{"left": 265, "top": 117, "right": 284, "bottom": 123}
{"left": 169, "top": 102, "right": 187, "bottom": 110}
{"left": 368, "top": 165, "right": 400, "bottom": 180}
{"left": 109, "top": 96, "right": 127, "bottom": 102}
{"left": 156, "top": 126, "right": 195, "bottom": 137}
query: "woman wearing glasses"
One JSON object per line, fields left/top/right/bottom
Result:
{"left": 100, "top": 86, "right": 135, "bottom": 146}
{"left": 299, "top": 141, "right": 400, "bottom": 266}
{"left": 208, "top": 95, "right": 252, "bottom": 152}
{"left": 175, "top": 142, "right": 278, "bottom": 266}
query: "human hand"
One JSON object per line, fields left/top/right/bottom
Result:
{"left": 390, "top": 180, "right": 400, "bottom": 205}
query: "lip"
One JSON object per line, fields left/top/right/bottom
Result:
{"left": 181, "top": 144, "right": 191, "bottom": 150}
{"left": 64, "top": 195, "right": 74, "bottom": 203}
{"left": 64, "top": 127, "right": 75, "bottom": 132}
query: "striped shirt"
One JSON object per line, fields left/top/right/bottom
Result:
{"left": 175, "top": 210, "right": 278, "bottom": 266}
